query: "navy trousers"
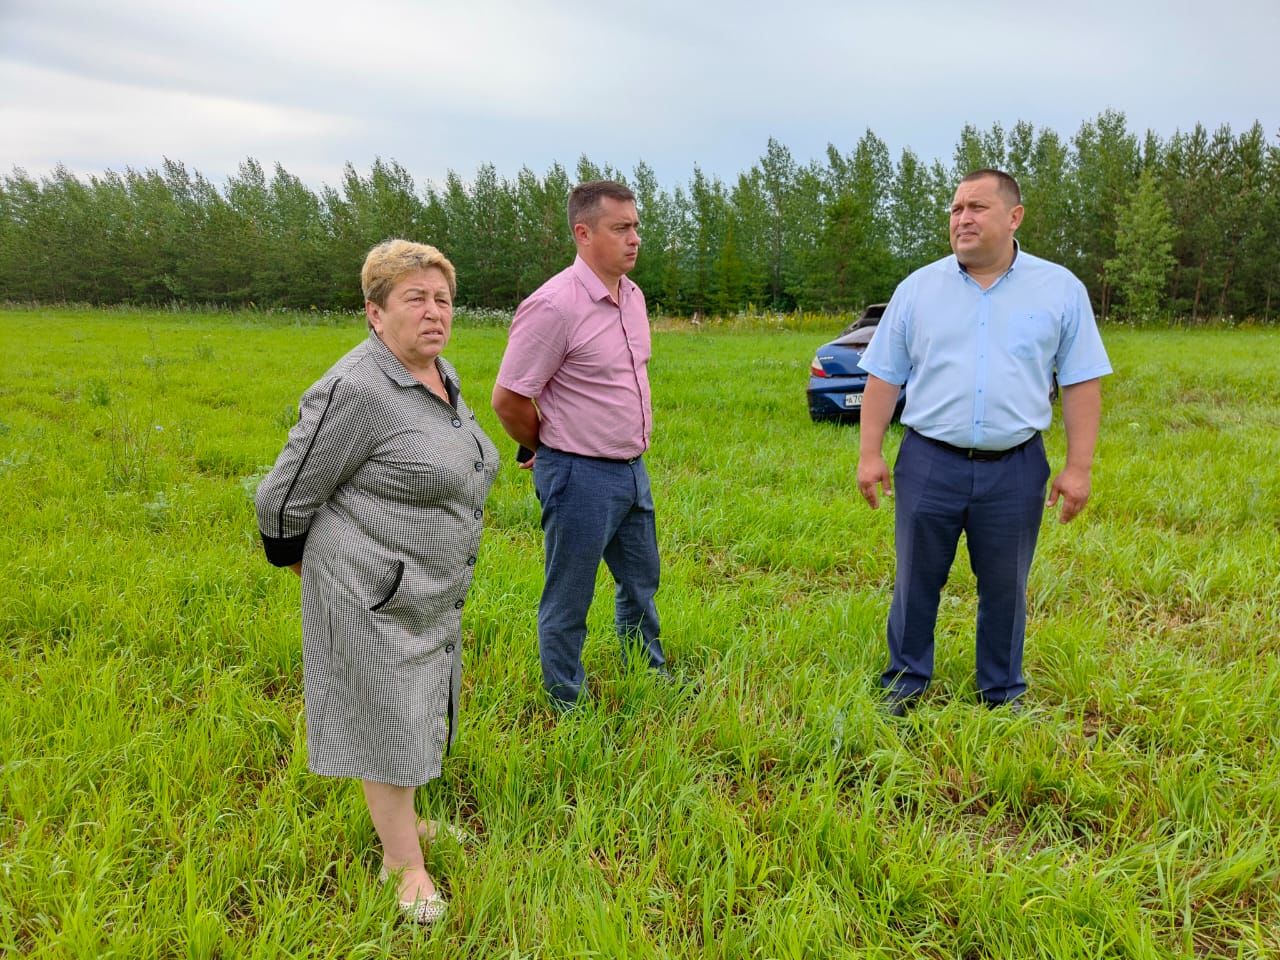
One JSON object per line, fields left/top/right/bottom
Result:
{"left": 533, "top": 447, "right": 665, "bottom": 707}
{"left": 882, "top": 430, "right": 1050, "bottom": 704}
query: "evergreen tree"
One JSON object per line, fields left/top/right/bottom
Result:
{"left": 264, "top": 163, "right": 330, "bottom": 307}
{"left": 782, "top": 162, "right": 825, "bottom": 308}
{"left": 224, "top": 159, "right": 270, "bottom": 303}
{"left": 725, "top": 169, "right": 772, "bottom": 309}
{"left": 953, "top": 122, "right": 1006, "bottom": 176}
{"left": 804, "top": 191, "right": 893, "bottom": 310}
{"left": 1069, "top": 110, "right": 1140, "bottom": 310}
{"left": 1, "top": 169, "right": 56, "bottom": 300}
{"left": 512, "top": 163, "right": 574, "bottom": 300}
{"left": 1104, "top": 168, "right": 1176, "bottom": 321}
{"left": 2, "top": 122, "right": 1278, "bottom": 319}
{"left": 1024, "top": 127, "right": 1074, "bottom": 265}
{"left": 1211, "top": 123, "right": 1267, "bottom": 318}
{"left": 683, "top": 166, "right": 728, "bottom": 317}
{"left": 628, "top": 160, "right": 676, "bottom": 311}
{"left": 120, "top": 164, "right": 185, "bottom": 302}
{"left": 466, "top": 163, "right": 520, "bottom": 306}
{"left": 1235, "top": 128, "right": 1280, "bottom": 320}
{"left": 889, "top": 151, "right": 950, "bottom": 276}
{"left": 757, "top": 138, "right": 800, "bottom": 308}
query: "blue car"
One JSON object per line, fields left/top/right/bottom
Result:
{"left": 806, "top": 304, "right": 905, "bottom": 423}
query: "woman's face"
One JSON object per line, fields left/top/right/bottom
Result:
{"left": 366, "top": 267, "right": 453, "bottom": 372}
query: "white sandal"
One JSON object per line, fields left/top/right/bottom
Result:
{"left": 416, "top": 818, "right": 474, "bottom": 846}
{"left": 378, "top": 866, "right": 448, "bottom": 924}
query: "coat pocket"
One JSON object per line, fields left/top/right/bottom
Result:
{"left": 369, "top": 559, "right": 405, "bottom": 612}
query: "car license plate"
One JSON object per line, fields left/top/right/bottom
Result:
{"left": 843, "top": 393, "right": 863, "bottom": 408}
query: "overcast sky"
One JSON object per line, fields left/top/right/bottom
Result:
{"left": 2, "top": 0, "right": 1277, "bottom": 192}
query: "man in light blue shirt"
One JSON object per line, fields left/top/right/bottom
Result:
{"left": 857, "top": 168, "right": 1111, "bottom": 715}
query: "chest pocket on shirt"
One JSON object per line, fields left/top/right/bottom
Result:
{"left": 1009, "top": 310, "right": 1059, "bottom": 362}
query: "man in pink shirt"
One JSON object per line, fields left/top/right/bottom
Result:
{"left": 492, "top": 180, "right": 667, "bottom": 710}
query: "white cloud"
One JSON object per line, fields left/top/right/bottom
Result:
{"left": 0, "top": 60, "right": 353, "bottom": 182}
{"left": 1, "top": 0, "right": 1276, "bottom": 189}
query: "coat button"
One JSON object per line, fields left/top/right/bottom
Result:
{"left": 474, "top": 461, "right": 483, "bottom": 471}
{"left": 466, "top": 556, "right": 476, "bottom": 566}
{"left": 473, "top": 508, "right": 483, "bottom": 519}
{"left": 445, "top": 643, "right": 455, "bottom": 653}
{"left": 452, "top": 419, "right": 461, "bottom": 427}
{"left": 454, "top": 599, "right": 464, "bottom": 609}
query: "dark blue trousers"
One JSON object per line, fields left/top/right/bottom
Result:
{"left": 882, "top": 430, "right": 1050, "bottom": 704}
{"left": 533, "top": 447, "right": 665, "bottom": 708}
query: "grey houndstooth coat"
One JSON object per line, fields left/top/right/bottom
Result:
{"left": 255, "top": 331, "right": 499, "bottom": 786}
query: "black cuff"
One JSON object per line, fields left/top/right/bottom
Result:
{"left": 260, "top": 531, "right": 308, "bottom": 567}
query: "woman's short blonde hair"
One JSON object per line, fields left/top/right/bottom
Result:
{"left": 360, "top": 239, "right": 457, "bottom": 307}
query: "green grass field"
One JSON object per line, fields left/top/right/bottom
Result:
{"left": 2, "top": 307, "right": 1278, "bottom": 959}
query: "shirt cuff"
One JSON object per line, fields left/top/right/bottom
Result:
{"left": 493, "top": 376, "right": 539, "bottom": 399}
{"left": 857, "top": 361, "right": 906, "bottom": 386}
{"left": 260, "top": 531, "right": 308, "bottom": 567}
{"left": 1056, "top": 364, "right": 1112, "bottom": 386}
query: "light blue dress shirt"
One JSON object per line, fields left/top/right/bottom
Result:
{"left": 859, "top": 244, "right": 1112, "bottom": 450}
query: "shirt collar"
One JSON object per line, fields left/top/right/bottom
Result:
{"left": 955, "top": 239, "right": 1020, "bottom": 281}
{"left": 367, "top": 328, "right": 459, "bottom": 401}
{"left": 572, "top": 254, "right": 632, "bottom": 304}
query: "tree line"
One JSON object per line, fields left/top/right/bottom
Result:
{"left": 2, "top": 111, "right": 1277, "bottom": 322}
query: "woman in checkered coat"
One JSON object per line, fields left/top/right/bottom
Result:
{"left": 255, "top": 240, "right": 498, "bottom": 924}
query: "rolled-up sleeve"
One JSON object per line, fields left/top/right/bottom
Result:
{"left": 254, "top": 376, "right": 376, "bottom": 567}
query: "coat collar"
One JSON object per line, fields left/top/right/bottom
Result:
{"left": 367, "top": 329, "right": 460, "bottom": 404}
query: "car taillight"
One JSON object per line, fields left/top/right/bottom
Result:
{"left": 810, "top": 355, "right": 829, "bottom": 378}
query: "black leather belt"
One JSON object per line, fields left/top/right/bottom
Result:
{"left": 910, "top": 429, "right": 1037, "bottom": 461}
{"left": 541, "top": 445, "right": 642, "bottom": 465}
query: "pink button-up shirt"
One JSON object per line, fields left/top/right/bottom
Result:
{"left": 496, "top": 256, "right": 652, "bottom": 459}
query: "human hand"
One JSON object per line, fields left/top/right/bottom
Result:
{"left": 288, "top": 561, "right": 302, "bottom": 577}
{"left": 857, "top": 454, "right": 893, "bottom": 509}
{"left": 1046, "top": 465, "right": 1091, "bottom": 523}
{"left": 519, "top": 453, "right": 536, "bottom": 470}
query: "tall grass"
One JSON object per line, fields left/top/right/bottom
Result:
{"left": 1, "top": 308, "right": 1277, "bottom": 958}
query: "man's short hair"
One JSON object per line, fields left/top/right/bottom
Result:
{"left": 960, "top": 169, "right": 1023, "bottom": 207}
{"left": 568, "top": 180, "right": 636, "bottom": 233}
{"left": 361, "top": 239, "right": 457, "bottom": 308}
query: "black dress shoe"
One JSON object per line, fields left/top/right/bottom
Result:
{"left": 884, "top": 694, "right": 921, "bottom": 718}
{"left": 652, "top": 664, "right": 702, "bottom": 697}
{"left": 983, "top": 697, "right": 1025, "bottom": 715}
